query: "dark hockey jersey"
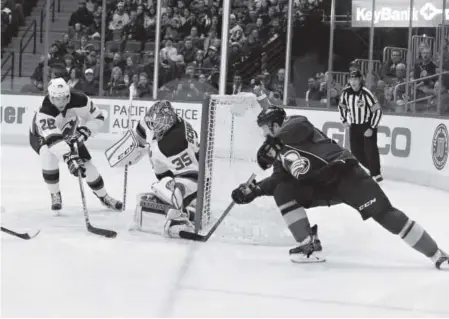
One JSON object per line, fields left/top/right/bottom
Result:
{"left": 258, "top": 115, "right": 356, "bottom": 195}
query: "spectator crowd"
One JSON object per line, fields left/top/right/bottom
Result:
{"left": 2, "top": 0, "right": 37, "bottom": 52}
{"left": 13, "top": 0, "right": 448, "bottom": 115}
{"left": 305, "top": 39, "right": 449, "bottom": 115}
{"left": 26, "top": 0, "right": 317, "bottom": 103}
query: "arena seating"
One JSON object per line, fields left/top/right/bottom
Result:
{"left": 305, "top": 32, "right": 449, "bottom": 115}
{"left": 28, "top": 0, "right": 305, "bottom": 102}
{"left": 19, "top": 0, "right": 449, "bottom": 114}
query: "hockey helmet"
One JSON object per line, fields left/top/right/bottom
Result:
{"left": 257, "top": 106, "right": 287, "bottom": 128}
{"left": 48, "top": 78, "right": 71, "bottom": 111}
{"left": 144, "top": 100, "right": 177, "bottom": 140}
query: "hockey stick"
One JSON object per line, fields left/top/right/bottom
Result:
{"left": 122, "top": 85, "right": 134, "bottom": 212}
{"left": 74, "top": 144, "right": 117, "bottom": 238}
{"left": 179, "top": 173, "right": 256, "bottom": 242}
{"left": 1, "top": 226, "right": 40, "bottom": 240}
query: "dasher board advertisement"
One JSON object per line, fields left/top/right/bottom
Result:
{"left": 352, "top": 0, "right": 449, "bottom": 27}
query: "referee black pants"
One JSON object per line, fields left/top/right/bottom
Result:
{"left": 349, "top": 123, "right": 381, "bottom": 177}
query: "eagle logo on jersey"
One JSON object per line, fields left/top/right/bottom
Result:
{"left": 61, "top": 119, "right": 77, "bottom": 139}
{"left": 281, "top": 149, "right": 311, "bottom": 177}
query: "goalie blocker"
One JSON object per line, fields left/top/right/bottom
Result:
{"left": 105, "top": 100, "right": 200, "bottom": 238}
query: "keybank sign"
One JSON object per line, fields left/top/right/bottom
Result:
{"left": 352, "top": 0, "right": 449, "bottom": 27}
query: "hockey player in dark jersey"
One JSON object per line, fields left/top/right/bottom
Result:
{"left": 29, "top": 78, "right": 122, "bottom": 211}
{"left": 106, "top": 100, "right": 199, "bottom": 237}
{"left": 231, "top": 106, "right": 448, "bottom": 269}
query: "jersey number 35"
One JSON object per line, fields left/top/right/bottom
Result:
{"left": 172, "top": 152, "right": 193, "bottom": 170}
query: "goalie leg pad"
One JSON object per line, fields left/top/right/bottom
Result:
{"left": 151, "top": 176, "right": 197, "bottom": 209}
{"left": 138, "top": 192, "right": 170, "bottom": 214}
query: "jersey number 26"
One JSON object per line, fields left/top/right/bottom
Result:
{"left": 172, "top": 152, "right": 192, "bottom": 170}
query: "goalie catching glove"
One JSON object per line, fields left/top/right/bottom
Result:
{"left": 231, "top": 179, "right": 264, "bottom": 204}
{"left": 257, "top": 135, "right": 284, "bottom": 170}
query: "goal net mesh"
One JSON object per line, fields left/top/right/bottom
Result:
{"left": 195, "top": 94, "right": 294, "bottom": 246}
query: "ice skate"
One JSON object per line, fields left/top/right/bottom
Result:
{"left": 97, "top": 194, "right": 123, "bottom": 211}
{"left": 310, "top": 224, "right": 322, "bottom": 252}
{"left": 290, "top": 236, "right": 326, "bottom": 263}
{"left": 432, "top": 249, "right": 449, "bottom": 270}
{"left": 51, "top": 192, "right": 62, "bottom": 210}
{"left": 164, "top": 208, "right": 194, "bottom": 238}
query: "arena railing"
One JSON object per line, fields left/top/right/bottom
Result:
{"left": 1, "top": 52, "right": 15, "bottom": 89}
{"left": 19, "top": 20, "right": 37, "bottom": 77}
{"left": 40, "top": 0, "right": 55, "bottom": 43}
{"left": 392, "top": 71, "right": 449, "bottom": 113}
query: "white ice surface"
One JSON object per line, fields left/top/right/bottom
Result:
{"left": 1, "top": 145, "right": 449, "bottom": 318}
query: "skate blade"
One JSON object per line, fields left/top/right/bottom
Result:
{"left": 290, "top": 251, "right": 326, "bottom": 264}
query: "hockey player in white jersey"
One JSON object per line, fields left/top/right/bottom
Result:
{"left": 106, "top": 100, "right": 199, "bottom": 237}
{"left": 29, "top": 78, "right": 122, "bottom": 211}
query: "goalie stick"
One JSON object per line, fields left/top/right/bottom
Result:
{"left": 1, "top": 226, "right": 40, "bottom": 240}
{"left": 122, "top": 84, "right": 134, "bottom": 212}
{"left": 179, "top": 173, "right": 256, "bottom": 242}
{"left": 74, "top": 144, "right": 117, "bottom": 238}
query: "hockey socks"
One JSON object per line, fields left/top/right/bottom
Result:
{"left": 43, "top": 168, "right": 60, "bottom": 194}
{"left": 84, "top": 161, "right": 107, "bottom": 197}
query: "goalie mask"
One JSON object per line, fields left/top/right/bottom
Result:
{"left": 144, "top": 100, "right": 177, "bottom": 140}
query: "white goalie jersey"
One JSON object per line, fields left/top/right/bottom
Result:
{"left": 134, "top": 117, "right": 200, "bottom": 181}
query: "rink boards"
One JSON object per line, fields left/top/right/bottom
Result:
{"left": 1, "top": 94, "right": 448, "bottom": 191}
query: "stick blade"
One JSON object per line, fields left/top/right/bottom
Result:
{"left": 87, "top": 225, "right": 117, "bottom": 238}
{"left": 179, "top": 230, "right": 208, "bottom": 242}
{"left": 25, "top": 230, "right": 41, "bottom": 239}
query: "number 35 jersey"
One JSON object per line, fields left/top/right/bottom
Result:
{"left": 135, "top": 117, "right": 200, "bottom": 181}
{"left": 29, "top": 90, "right": 105, "bottom": 159}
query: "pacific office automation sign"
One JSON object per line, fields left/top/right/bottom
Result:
{"left": 352, "top": 0, "right": 449, "bottom": 27}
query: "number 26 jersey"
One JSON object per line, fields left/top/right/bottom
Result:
{"left": 135, "top": 117, "right": 200, "bottom": 181}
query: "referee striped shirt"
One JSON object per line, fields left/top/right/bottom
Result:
{"left": 338, "top": 86, "right": 382, "bottom": 128}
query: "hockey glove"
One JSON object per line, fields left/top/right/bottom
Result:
{"left": 231, "top": 180, "right": 263, "bottom": 204}
{"left": 257, "top": 135, "right": 284, "bottom": 170}
{"left": 63, "top": 152, "right": 86, "bottom": 177}
{"left": 69, "top": 126, "right": 92, "bottom": 145}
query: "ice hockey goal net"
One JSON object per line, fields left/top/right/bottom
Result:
{"left": 194, "top": 94, "right": 294, "bottom": 245}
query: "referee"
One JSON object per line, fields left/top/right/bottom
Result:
{"left": 338, "top": 70, "right": 383, "bottom": 182}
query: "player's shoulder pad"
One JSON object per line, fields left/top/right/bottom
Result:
{"left": 276, "top": 115, "right": 313, "bottom": 144}
{"left": 66, "top": 90, "right": 89, "bottom": 110}
{"left": 158, "top": 119, "right": 188, "bottom": 157}
{"left": 40, "top": 95, "right": 60, "bottom": 117}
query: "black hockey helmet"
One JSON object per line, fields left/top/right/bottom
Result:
{"left": 257, "top": 106, "right": 287, "bottom": 128}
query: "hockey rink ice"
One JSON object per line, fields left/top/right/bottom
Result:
{"left": 1, "top": 144, "right": 449, "bottom": 317}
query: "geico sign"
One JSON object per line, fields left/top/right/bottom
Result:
{"left": 322, "top": 122, "right": 412, "bottom": 158}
